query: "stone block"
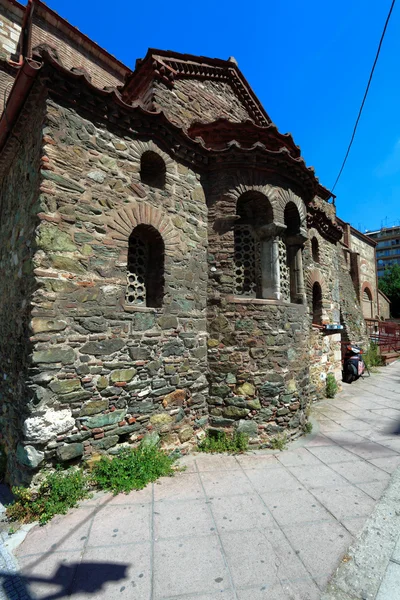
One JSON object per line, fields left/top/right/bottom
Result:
{"left": 79, "top": 400, "right": 108, "bottom": 416}
{"left": 49, "top": 379, "right": 81, "bottom": 395}
{"left": 92, "top": 435, "right": 119, "bottom": 450}
{"left": 150, "top": 413, "right": 173, "bottom": 427}
{"left": 162, "top": 339, "right": 185, "bottom": 357}
{"left": 37, "top": 223, "right": 77, "bottom": 252}
{"left": 31, "top": 318, "right": 67, "bottom": 333}
{"left": 236, "top": 382, "right": 256, "bottom": 397}
{"left": 157, "top": 315, "right": 178, "bottom": 329}
{"left": 178, "top": 425, "right": 194, "bottom": 443}
{"left": 57, "top": 443, "right": 84, "bottom": 461}
{"left": 222, "top": 406, "right": 250, "bottom": 419}
{"left": 142, "top": 432, "right": 160, "bottom": 447}
{"left": 24, "top": 409, "right": 75, "bottom": 443}
{"left": 50, "top": 256, "right": 87, "bottom": 274}
{"left": 132, "top": 313, "right": 156, "bottom": 331}
{"left": 210, "top": 383, "right": 231, "bottom": 398}
{"left": 109, "top": 368, "right": 136, "bottom": 383}
{"left": 162, "top": 389, "right": 186, "bottom": 408}
{"left": 84, "top": 409, "right": 126, "bottom": 428}
{"left": 80, "top": 339, "right": 124, "bottom": 356}
{"left": 236, "top": 420, "right": 258, "bottom": 438}
{"left": 33, "top": 347, "right": 75, "bottom": 364}
{"left": 128, "top": 346, "right": 151, "bottom": 360}
{"left": 16, "top": 444, "right": 44, "bottom": 469}
{"left": 41, "top": 169, "right": 85, "bottom": 192}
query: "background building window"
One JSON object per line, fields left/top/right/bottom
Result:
{"left": 126, "top": 224, "right": 164, "bottom": 308}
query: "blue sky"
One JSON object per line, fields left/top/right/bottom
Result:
{"left": 45, "top": 0, "right": 399, "bottom": 232}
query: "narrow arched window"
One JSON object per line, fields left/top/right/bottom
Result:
{"left": 362, "top": 287, "right": 373, "bottom": 319}
{"left": 312, "top": 282, "right": 323, "bottom": 325}
{"left": 140, "top": 151, "right": 166, "bottom": 189}
{"left": 126, "top": 224, "right": 164, "bottom": 308}
{"left": 311, "top": 237, "right": 320, "bottom": 263}
{"left": 284, "top": 202, "right": 302, "bottom": 303}
{"left": 234, "top": 191, "right": 273, "bottom": 297}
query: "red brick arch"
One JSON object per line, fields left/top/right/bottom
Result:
{"left": 305, "top": 269, "right": 328, "bottom": 302}
{"left": 361, "top": 281, "right": 374, "bottom": 301}
{"left": 106, "top": 202, "right": 184, "bottom": 256}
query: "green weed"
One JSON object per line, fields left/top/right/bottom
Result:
{"left": 7, "top": 467, "right": 90, "bottom": 525}
{"left": 92, "top": 444, "right": 175, "bottom": 494}
{"left": 269, "top": 433, "right": 287, "bottom": 451}
{"left": 326, "top": 373, "right": 338, "bottom": 398}
{"left": 303, "top": 422, "right": 313, "bottom": 434}
{"left": 363, "top": 342, "right": 384, "bottom": 369}
{"left": 198, "top": 430, "right": 248, "bottom": 454}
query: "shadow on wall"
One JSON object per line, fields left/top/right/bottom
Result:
{"left": 1, "top": 561, "right": 128, "bottom": 600}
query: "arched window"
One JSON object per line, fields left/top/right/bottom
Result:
{"left": 234, "top": 191, "right": 273, "bottom": 297}
{"left": 140, "top": 151, "right": 166, "bottom": 189}
{"left": 126, "top": 224, "right": 164, "bottom": 308}
{"left": 362, "top": 286, "right": 373, "bottom": 319}
{"left": 312, "top": 282, "right": 323, "bottom": 325}
{"left": 311, "top": 237, "right": 320, "bottom": 263}
{"left": 284, "top": 202, "right": 304, "bottom": 303}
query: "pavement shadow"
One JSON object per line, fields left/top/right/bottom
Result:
{"left": 1, "top": 561, "right": 128, "bottom": 599}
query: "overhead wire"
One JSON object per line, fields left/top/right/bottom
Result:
{"left": 331, "top": 0, "right": 397, "bottom": 193}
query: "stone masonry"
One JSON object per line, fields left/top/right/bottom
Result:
{"left": 0, "top": 7, "right": 380, "bottom": 484}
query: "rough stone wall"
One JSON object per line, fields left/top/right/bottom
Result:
{"left": 207, "top": 299, "right": 310, "bottom": 444}
{"left": 349, "top": 231, "right": 378, "bottom": 318}
{"left": 303, "top": 229, "right": 342, "bottom": 395}
{"left": 338, "top": 245, "right": 368, "bottom": 346}
{"left": 153, "top": 79, "right": 253, "bottom": 129}
{"left": 0, "top": 86, "right": 45, "bottom": 484}
{"left": 206, "top": 177, "right": 315, "bottom": 444}
{"left": 10, "top": 96, "right": 209, "bottom": 483}
{"left": 309, "top": 330, "right": 342, "bottom": 396}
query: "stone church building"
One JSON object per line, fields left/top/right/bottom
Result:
{"left": 0, "top": 0, "right": 380, "bottom": 484}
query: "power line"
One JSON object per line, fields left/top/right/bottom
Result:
{"left": 331, "top": 0, "right": 397, "bottom": 193}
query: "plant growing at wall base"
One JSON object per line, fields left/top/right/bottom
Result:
{"left": 363, "top": 342, "right": 384, "bottom": 369}
{"left": 326, "top": 373, "right": 338, "bottom": 398}
{"left": 91, "top": 444, "right": 176, "bottom": 494}
{"left": 7, "top": 466, "right": 90, "bottom": 525}
{"left": 303, "top": 421, "right": 313, "bottom": 434}
{"left": 198, "top": 430, "right": 248, "bottom": 453}
{"left": 269, "top": 433, "right": 288, "bottom": 451}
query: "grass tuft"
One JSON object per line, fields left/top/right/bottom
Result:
{"left": 269, "top": 433, "right": 287, "bottom": 451}
{"left": 198, "top": 430, "right": 248, "bottom": 454}
{"left": 91, "top": 444, "right": 175, "bottom": 495}
{"left": 7, "top": 467, "right": 90, "bottom": 525}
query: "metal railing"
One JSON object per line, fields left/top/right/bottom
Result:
{"left": 365, "top": 318, "right": 400, "bottom": 353}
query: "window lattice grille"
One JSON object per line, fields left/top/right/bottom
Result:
{"left": 234, "top": 225, "right": 258, "bottom": 296}
{"left": 279, "top": 239, "right": 290, "bottom": 301}
{"left": 126, "top": 236, "right": 148, "bottom": 305}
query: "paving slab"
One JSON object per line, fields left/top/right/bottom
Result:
{"left": 0, "top": 360, "right": 398, "bottom": 600}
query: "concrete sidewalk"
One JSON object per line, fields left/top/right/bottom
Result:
{"left": 3, "top": 360, "right": 400, "bottom": 599}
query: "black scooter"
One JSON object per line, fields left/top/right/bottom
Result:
{"left": 343, "top": 344, "right": 368, "bottom": 383}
